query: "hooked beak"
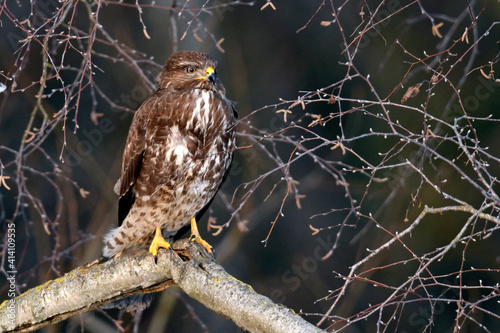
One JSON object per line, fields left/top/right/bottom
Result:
{"left": 196, "top": 67, "right": 216, "bottom": 83}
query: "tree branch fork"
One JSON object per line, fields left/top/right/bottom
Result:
{"left": 0, "top": 240, "right": 321, "bottom": 333}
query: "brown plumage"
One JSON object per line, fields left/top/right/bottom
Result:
{"left": 103, "top": 51, "right": 237, "bottom": 258}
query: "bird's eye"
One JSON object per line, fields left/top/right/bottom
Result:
{"left": 186, "top": 67, "right": 195, "bottom": 74}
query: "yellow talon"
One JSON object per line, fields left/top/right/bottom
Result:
{"left": 190, "top": 217, "right": 213, "bottom": 254}
{"left": 149, "top": 227, "right": 171, "bottom": 263}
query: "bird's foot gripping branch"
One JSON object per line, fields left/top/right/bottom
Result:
{"left": 0, "top": 240, "right": 320, "bottom": 333}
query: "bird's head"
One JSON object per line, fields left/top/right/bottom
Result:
{"left": 159, "top": 51, "right": 226, "bottom": 95}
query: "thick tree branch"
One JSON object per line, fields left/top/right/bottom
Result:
{"left": 0, "top": 240, "right": 321, "bottom": 333}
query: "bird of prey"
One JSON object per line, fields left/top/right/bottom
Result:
{"left": 103, "top": 51, "right": 237, "bottom": 261}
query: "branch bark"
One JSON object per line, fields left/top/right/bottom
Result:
{"left": 0, "top": 240, "right": 321, "bottom": 333}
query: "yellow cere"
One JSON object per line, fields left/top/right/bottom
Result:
{"left": 206, "top": 67, "right": 214, "bottom": 75}
{"left": 195, "top": 67, "right": 215, "bottom": 80}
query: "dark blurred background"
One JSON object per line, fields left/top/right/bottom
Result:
{"left": 1, "top": 1, "right": 499, "bottom": 332}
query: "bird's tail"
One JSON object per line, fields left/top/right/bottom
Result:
{"left": 102, "top": 227, "right": 127, "bottom": 258}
